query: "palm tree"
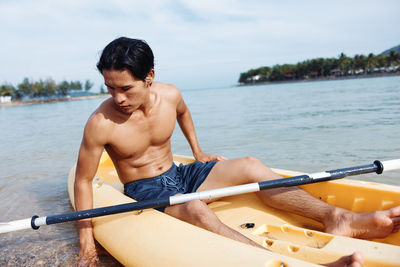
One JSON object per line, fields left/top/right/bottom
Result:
{"left": 0, "top": 84, "right": 15, "bottom": 97}
{"left": 366, "top": 53, "right": 375, "bottom": 73}
{"left": 388, "top": 51, "right": 399, "bottom": 67}
{"left": 338, "top": 53, "right": 351, "bottom": 76}
{"left": 84, "top": 80, "right": 94, "bottom": 91}
{"left": 17, "top": 78, "right": 33, "bottom": 97}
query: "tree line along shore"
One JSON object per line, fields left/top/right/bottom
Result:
{"left": 0, "top": 78, "right": 101, "bottom": 99}
{"left": 238, "top": 50, "right": 400, "bottom": 85}
{"left": 0, "top": 78, "right": 109, "bottom": 105}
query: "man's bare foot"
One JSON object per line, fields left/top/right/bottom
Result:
{"left": 323, "top": 252, "right": 364, "bottom": 267}
{"left": 77, "top": 241, "right": 109, "bottom": 267}
{"left": 325, "top": 206, "right": 400, "bottom": 239}
{"left": 77, "top": 249, "right": 98, "bottom": 267}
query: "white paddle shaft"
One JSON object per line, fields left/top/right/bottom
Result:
{"left": 382, "top": 159, "right": 400, "bottom": 172}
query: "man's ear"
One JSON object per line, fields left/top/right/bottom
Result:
{"left": 145, "top": 69, "right": 155, "bottom": 87}
{"left": 146, "top": 69, "right": 155, "bottom": 80}
{"left": 145, "top": 69, "right": 154, "bottom": 86}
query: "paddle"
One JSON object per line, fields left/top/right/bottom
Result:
{"left": 1, "top": 159, "right": 399, "bottom": 234}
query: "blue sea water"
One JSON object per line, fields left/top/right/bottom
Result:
{"left": 174, "top": 76, "right": 400, "bottom": 183}
{"left": 0, "top": 75, "right": 399, "bottom": 265}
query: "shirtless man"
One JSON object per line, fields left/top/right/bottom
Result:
{"left": 75, "top": 37, "right": 400, "bottom": 266}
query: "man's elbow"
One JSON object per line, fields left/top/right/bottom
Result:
{"left": 74, "top": 175, "right": 93, "bottom": 192}
{"left": 177, "top": 109, "right": 191, "bottom": 120}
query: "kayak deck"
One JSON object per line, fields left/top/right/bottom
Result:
{"left": 68, "top": 153, "right": 400, "bottom": 266}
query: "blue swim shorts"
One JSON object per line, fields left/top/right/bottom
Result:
{"left": 124, "top": 161, "right": 217, "bottom": 212}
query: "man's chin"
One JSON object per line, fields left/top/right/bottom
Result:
{"left": 116, "top": 105, "right": 133, "bottom": 114}
{"left": 119, "top": 108, "right": 133, "bottom": 114}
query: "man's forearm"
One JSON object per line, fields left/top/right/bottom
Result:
{"left": 74, "top": 178, "right": 95, "bottom": 242}
{"left": 177, "top": 110, "right": 202, "bottom": 155}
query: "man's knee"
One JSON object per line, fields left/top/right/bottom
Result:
{"left": 184, "top": 200, "right": 212, "bottom": 225}
{"left": 239, "top": 156, "right": 275, "bottom": 181}
{"left": 241, "top": 156, "right": 263, "bottom": 167}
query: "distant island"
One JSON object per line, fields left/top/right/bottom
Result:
{"left": 238, "top": 45, "right": 400, "bottom": 85}
{"left": 0, "top": 78, "right": 108, "bottom": 106}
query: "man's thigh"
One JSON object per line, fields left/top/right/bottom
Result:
{"left": 196, "top": 157, "right": 279, "bottom": 193}
{"left": 196, "top": 158, "right": 252, "bottom": 192}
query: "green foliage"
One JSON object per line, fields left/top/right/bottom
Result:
{"left": 0, "top": 84, "right": 16, "bottom": 96}
{"left": 84, "top": 80, "right": 94, "bottom": 91}
{"left": 1, "top": 78, "right": 95, "bottom": 100}
{"left": 238, "top": 51, "right": 400, "bottom": 84}
{"left": 69, "top": 80, "right": 83, "bottom": 90}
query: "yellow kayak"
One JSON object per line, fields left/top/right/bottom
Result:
{"left": 68, "top": 152, "right": 400, "bottom": 266}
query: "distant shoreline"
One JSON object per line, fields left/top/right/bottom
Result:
{"left": 0, "top": 94, "right": 109, "bottom": 107}
{"left": 238, "top": 71, "right": 400, "bottom": 87}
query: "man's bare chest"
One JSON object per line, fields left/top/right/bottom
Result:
{"left": 106, "top": 109, "right": 176, "bottom": 158}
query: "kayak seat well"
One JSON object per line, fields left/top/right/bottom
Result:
{"left": 252, "top": 224, "right": 333, "bottom": 249}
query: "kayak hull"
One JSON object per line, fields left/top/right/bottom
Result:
{"left": 68, "top": 153, "right": 400, "bottom": 266}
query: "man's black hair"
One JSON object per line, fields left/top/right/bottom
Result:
{"left": 97, "top": 37, "right": 154, "bottom": 81}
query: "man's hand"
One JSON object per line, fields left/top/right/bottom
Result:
{"left": 194, "top": 151, "right": 227, "bottom": 162}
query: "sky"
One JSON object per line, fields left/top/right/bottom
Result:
{"left": 1, "top": 0, "right": 399, "bottom": 91}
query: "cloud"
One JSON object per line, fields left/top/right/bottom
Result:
{"left": 0, "top": 0, "right": 399, "bottom": 90}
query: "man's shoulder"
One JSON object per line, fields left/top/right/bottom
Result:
{"left": 152, "top": 82, "right": 181, "bottom": 102}
{"left": 85, "top": 99, "right": 114, "bottom": 132}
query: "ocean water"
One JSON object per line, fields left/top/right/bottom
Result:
{"left": 0, "top": 75, "right": 399, "bottom": 265}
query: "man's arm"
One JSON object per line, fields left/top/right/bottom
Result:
{"left": 74, "top": 117, "right": 106, "bottom": 265}
{"left": 175, "top": 88, "right": 226, "bottom": 162}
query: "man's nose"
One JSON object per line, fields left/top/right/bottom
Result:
{"left": 115, "top": 92, "right": 126, "bottom": 104}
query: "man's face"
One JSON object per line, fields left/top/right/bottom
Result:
{"left": 103, "top": 69, "right": 149, "bottom": 114}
